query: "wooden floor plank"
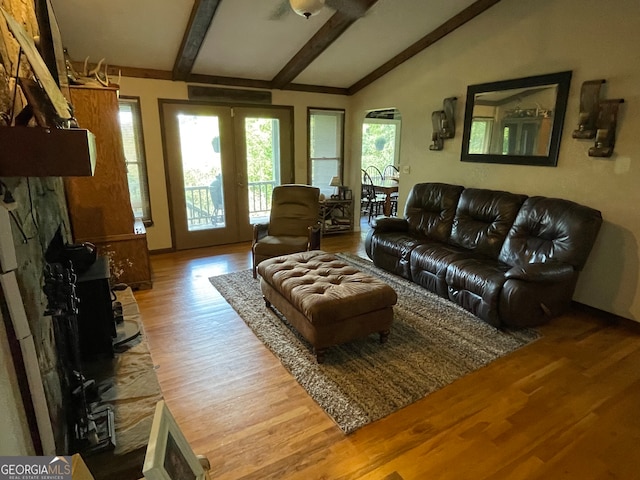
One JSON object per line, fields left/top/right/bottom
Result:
{"left": 133, "top": 225, "right": 640, "bottom": 479}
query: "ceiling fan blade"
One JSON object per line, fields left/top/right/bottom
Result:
{"left": 269, "top": 0, "right": 292, "bottom": 20}
{"left": 325, "top": 0, "right": 369, "bottom": 18}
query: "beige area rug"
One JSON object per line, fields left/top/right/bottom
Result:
{"left": 85, "top": 287, "right": 162, "bottom": 455}
{"left": 209, "top": 253, "right": 540, "bottom": 434}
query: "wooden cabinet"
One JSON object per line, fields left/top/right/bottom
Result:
{"left": 64, "top": 86, "right": 152, "bottom": 289}
{"left": 320, "top": 199, "right": 354, "bottom": 235}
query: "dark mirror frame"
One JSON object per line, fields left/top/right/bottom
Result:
{"left": 461, "top": 71, "right": 572, "bottom": 167}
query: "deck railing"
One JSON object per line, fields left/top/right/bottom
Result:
{"left": 184, "top": 180, "right": 276, "bottom": 230}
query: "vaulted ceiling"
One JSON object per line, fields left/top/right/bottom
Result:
{"left": 50, "top": 0, "right": 500, "bottom": 96}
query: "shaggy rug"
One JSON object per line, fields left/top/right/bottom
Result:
{"left": 209, "top": 253, "right": 539, "bottom": 434}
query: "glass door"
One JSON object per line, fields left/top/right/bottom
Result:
{"left": 161, "top": 102, "right": 293, "bottom": 250}
{"left": 233, "top": 106, "right": 294, "bottom": 230}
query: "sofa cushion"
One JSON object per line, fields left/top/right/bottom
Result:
{"left": 405, "top": 183, "right": 464, "bottom": 241}
{"left": 368, "top": 232, "right": 425, "bottom": 280}
{"left": 445, "top": 257, "right": 511, "bottom": 327}
{"left": 450, "top": 188, "right": 527, "bottom": 259}
{"left": 410, "top": 242, "right": 473, "bottom": 297}
{"left": 499, "top": 196, "right": 603, "bottom": 270}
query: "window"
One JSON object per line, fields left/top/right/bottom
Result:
{"left": 469, "top": 117, "right": 494, "bottom": 154}
{"left": 308, "top": 108, "right": 344, "bottom": 198}
{"left": 118, "top": 97, "right": 152, "bottom": 225}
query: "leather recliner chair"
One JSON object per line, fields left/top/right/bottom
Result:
{"left": 252, "top": 184, "right": 321, "bottom": 278}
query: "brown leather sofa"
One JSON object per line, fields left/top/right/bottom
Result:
{"left": 365, "top": 183, "right": 603, "bottom": 327}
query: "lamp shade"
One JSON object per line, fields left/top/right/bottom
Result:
{"left": 289, "top": 0, "right": 325, "bottom": 18}
{"left": 329, "top": 176, "right": 341, "bottom": 187}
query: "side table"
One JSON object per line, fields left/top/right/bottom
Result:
{"left": 320, "top": 198, "right": 354, "bottom": 235}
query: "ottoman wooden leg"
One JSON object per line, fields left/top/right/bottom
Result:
{"left": 263, "top": 296, "right": 271, "bottom": 308}
{"left": 314, "top": 348, "right": 326, "bottom": 364}
{"left": 380, "top": 330, "right": 390, "bottom": 344}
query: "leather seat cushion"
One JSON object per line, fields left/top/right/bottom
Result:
{"left": 369, "top": 232, "right": 426, "bottom": 279}
{"left": 253, "top": 235, "right": 309, "bottom": 257}
{"left": 445, "top": 257, "right": 511, "bottom": 325}
{"left": 410, "top": 242, "right": 473, "bottom": 296}
{"left": 370, "top": 232, "right": 425, "bottom": 260}
{"left": 258, "top": 251, "right": 397, "bottom": 326}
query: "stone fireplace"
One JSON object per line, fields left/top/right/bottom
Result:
{"left": 0, "top": 1, "right": 75, "bottom": 455}
{"left": 0, "top": 176, "right": 73, "bottom": 453}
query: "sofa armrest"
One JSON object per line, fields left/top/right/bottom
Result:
{"left": 371, "top": 216, "right": 409, "bottom": 233}
{"left": 505, "top": 262, "right": 575, "bottom": 283}
{"left": 253, "top": 223, "right": 269, "bottom": 242}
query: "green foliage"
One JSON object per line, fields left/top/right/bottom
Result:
{"left": 361, "top": 122, "right": 397, "bottom": 173}
{"left": 245, "top": 118, "right": 276, "bottom": 183}
{"left": 181, "top": 117, "right": 278, "bottom": 187}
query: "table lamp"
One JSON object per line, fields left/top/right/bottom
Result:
{"left": 329, "top": 176, "right": 341, "bottom": 198}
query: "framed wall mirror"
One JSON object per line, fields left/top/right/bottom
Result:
{"left": 461, "top": 71, "right": 572, "bottom": 166}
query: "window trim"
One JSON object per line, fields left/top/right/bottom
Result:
{"left": 118, "top": 95, "right": 153, "bottom": 227}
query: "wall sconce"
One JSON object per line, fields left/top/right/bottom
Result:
{"left": 572, "top": 79, "right": 624, "bottom": 157}
{"left": 429, "top": 97, "right": 457, "bottom": 151}
{"left": 572, "top": 80, "right": 605, "bottom": 139}
{"left": 588, "top": 98, "right": 625, "bottom": 158}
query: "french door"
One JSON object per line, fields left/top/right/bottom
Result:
{"left": 161, "top": 102, "right": 293, "bottom": 250}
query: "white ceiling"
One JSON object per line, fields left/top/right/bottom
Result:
{"left": 50, "top": 0, "right": 491, "bottom": 94}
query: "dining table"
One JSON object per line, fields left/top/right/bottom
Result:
{"left": 372, "top": 178, "right": 399, "bottom": 216}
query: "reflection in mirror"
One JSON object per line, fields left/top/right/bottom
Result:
{"left": 470, "top": 85, "right": 556, "bottom": 155}
{"left": 462, "top": 71, "right": 572, "bottom": 167}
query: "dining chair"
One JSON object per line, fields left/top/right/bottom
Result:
{"left": 382, "top": 164, "right": 399, "bottom": 180}
{"left": 361, "top": 170, "right": 385, "bottom": 223}
{"left": 364, "top": 165, "right": 384, "bottom": 184}
{"left": 382, "top": 164, "right": 399, "bottom": 216}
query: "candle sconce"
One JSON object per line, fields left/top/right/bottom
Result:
{"left": 572, "top": 79, "right": 625, "bottom": 157}
{"left": 588, "top": 98, "right": 625, "bottom": 158}
{"left": 429, "top": 96, "right": 457, "bottom": 151}
{"left": 572, "top": 79, "right": 605, "bottom": 139}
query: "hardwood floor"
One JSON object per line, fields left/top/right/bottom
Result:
{"left": 134, "top": 225, "right": 640, "bottom": 479}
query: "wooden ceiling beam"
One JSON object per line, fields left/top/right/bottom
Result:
{"left": 74, "top": 61, "right": 348, "bottom": 95}
{"left": 172, "top": 0, "right": 222, "bottom": 81}
{"left": 70, "top": 62, "right": 173, "bottom": 82}
{"left": 270, "top": 0, "right": 379, "bottom": 89}
{"left": 347, "top": 0, "right": 501, "bottom": 95}
{"left": 188, "top": 73, "right": 349, "bottom": 95}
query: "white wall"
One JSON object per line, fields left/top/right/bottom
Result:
{"left": 118, "top": 78, "right": 348, "bottom": 251}
{"left": 349, "top": 0, "right": 640, "bottom": 321}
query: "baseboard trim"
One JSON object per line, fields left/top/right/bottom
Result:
{"left": 149, "top": 247, "right": 175, "bottom": 255}
{"left": 572, "top": 301, "right": 639, "bottom": 327}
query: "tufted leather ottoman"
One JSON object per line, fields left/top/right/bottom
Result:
{"left": 257, "top": 250, "right": 397, "bottom": 363}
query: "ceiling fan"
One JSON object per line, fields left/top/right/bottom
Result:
{"left": 269, "top": 0, "right": 369, "bottom": 21}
